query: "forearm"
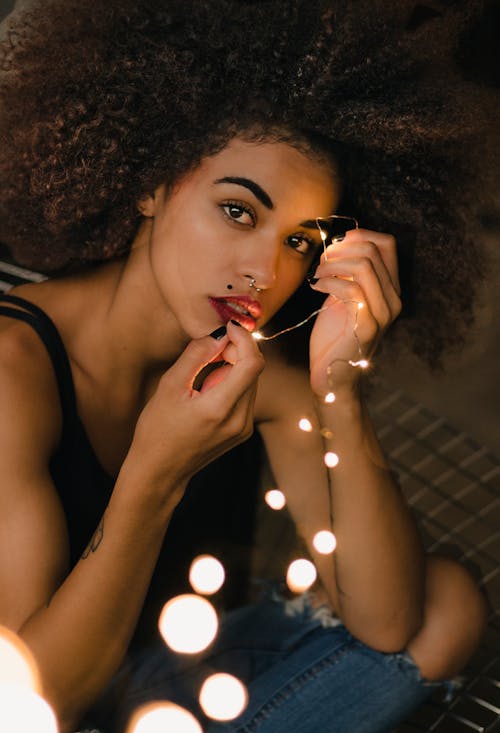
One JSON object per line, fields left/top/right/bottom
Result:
{"left": 314, "top": 390, "right": 425, "bottom": 649}
{"left": 19, "top": 465, "right": 184, "bottom": 732}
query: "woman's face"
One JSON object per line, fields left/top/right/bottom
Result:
{"left": 143, "top": 138, "right": 340, "bottom": 338}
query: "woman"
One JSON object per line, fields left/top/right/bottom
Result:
{"left": 0, "top": 1, "right": 495, "bottom": 731}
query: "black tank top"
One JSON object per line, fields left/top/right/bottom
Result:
{"left": 0, "top": 293, "right": 260, "bottom": 647}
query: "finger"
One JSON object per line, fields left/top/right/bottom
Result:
{"left": 323, "top": 228, "right": 401, "bottom": 295}
{"left": 200, "top": 320, "right": 265, "bottom": 403}
{"left": 310, "top": 274, "right": 386, "bottom": 338}
{"left": 165, "top": 330, "right": 229, "bottom": 391}
{"left": 318, "top": 240, "right": 398, "bottom": 302}
{"left": 314, "top": 255, "right": 401, "bottom": 322}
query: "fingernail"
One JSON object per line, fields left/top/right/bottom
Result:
{"left": 210, "top": 326, "right": 227, "bottom": 340}
{"left": 332, "top": 235, "right": 345, "bottom": 243}
{"left": 230, "top": 319, "right": 242, "bottom": 327}
{"left": 308, "top": 277, "right": 319, "bottom": 285}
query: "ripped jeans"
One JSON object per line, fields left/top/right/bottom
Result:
{"left": 81, "top": 590, "right": 459, "bottom": 733}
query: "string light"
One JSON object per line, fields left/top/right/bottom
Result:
{"left": 199, "top": 673, "right": 248, "bottom": 721}
{"left": 252, "top": 305, "right": 329, "bottom": 342}
{"left": 286, "top": 559, "right": 317, "bottom": 593}
{"left": 315, "top": 215, "right": 359, "bottom": 261}
{"left": 151, "top": 215, "right": 370, "bottom": 731}
{"left": 264, "top": 489, "right": 286, "bottom": 510}
{"left": 324, "top": 451, "right": 340, "bottom": 468}
{"left": 127, "top": 702, "right": 202, "bottom": 733}
{"left": 348, "top": 358, "right": 369, "bottom": 369}
{"left": 313, "top": 530, "right": 337, "bottom": 554}
{"left": 158, "top": 595, "right": 218, "bottom": 654}
{"left": 189, "top": 555, "right": 225, "bottom": 596}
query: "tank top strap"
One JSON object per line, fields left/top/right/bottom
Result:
{"left": 0, "top": 293, "right": 78, "bottom": 430}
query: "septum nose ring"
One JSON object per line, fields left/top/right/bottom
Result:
{"left": 246, "top": 275, "right": 262, "bottom": 293}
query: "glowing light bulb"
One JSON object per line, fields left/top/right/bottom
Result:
{"left": 324, "top": 451, "right": 339, "bottom": 468}
{"left": 348, "top": 358, "right": 369, "bottom": 369}
{"left": 313, "top": 530, "right": 337, "bottom": 554}
{"left": 324, "top": 392, "right": 336, "bottom": 404}
{"left": 158, "top": 595, "right": 218, "bottom": 654}
{"left": 0, "top": 626, "right": 41, "bottom": 692}
{"left": 320, "top": 229, "right": 327, "bottom": 241}
{"left": 189, "top": 555, "right": 225, "bottom": 596}
{"left": 252, "top": 331, "right": 263, "bottom": 341}
{"left": 357, "top": 302, "right": 364, "bottom": 310}
{"left": 0, "top": 686, "right": 58, "bottom": 733}
{"left": 298, "top": 417, "right": 313, "bottom": 432}
{"left": 127, "top": 701, "right": 202, "bottom": 733}
{"left": 199, "top": 673, "right": 248, "bottom": 721}
{"left": 264, "top": 489, "right": 286, "bottom": 510}
{"left": 286, "top": 559, "right": 317, "bottom": 593}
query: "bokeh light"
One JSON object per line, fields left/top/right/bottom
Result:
{"left": 189, "top": 555, "right": 225, "bottom": 595}
{"left": 0, "top": 685, "right": 58, "bottom": 733}
{"left": 298, "top": 418, "right": 313, "bottom": 432}
{"left": 0, "top": 626, "right": 41, "bottom": 692}
{"left": 127, "top": 701, "right": 202, "bottom": 733}
{"left": 286, "top": 559, "right": 317, "bottom": 593}
{"left": 199, "top": 673, "right": 248, "bottom": 721}
{"left": 324, "top": 392, "right": 336, "bottom": 404}
{"left": 313, "top": 530, "right": 337, "bottom": 554}
{"left": 264, "top": 489, "right": 286, "bottom": 510}
{"left": 324, "top": 451, "right": 340, "bottom": 468}
{"left": 158, "top": 594, "right": 218, "bottom": 654}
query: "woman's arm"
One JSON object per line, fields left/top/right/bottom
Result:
{"left": 256, "top": 227, "right": 425, "bottom": 652}
{"left": 257, "top": 361, "right": 425, "bottom": 653}
{"left": 0, "top": 320, "right": 263, "bottom": 732}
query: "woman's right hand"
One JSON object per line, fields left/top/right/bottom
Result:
{"left": 125, "top": 320, "right": 264, "bottom": 496}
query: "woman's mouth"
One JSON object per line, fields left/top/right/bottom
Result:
{"left": 209, "top": 296, "right": 262, "bottom": 332}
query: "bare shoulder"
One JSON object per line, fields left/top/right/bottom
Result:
{"left": 0, "top": 300, "right": 62, "bottom": 464}
{"left": 255, "top": 342, "right": 313, "bottom": 424}
{"left": 0, "top": 297, "right": 70, "bottom": 629}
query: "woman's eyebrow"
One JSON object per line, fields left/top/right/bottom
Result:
{"left": 299, "top": 219, "right": 322, "bottom": 230}
{"left": 214, "top": 177, "right": 274, "bottom": 210}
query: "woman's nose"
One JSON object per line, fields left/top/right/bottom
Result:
{"left": 238, "top": 239, "right": 279, "bottom": 291}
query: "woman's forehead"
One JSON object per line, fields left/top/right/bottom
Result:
{"left": 190, "top": 138, "right": 340, "bottom": 210}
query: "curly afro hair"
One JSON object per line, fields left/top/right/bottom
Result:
{"left": 0, "top": 0, "right": 498, "bottom": 367}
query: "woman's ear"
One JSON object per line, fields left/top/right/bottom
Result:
{"left": 137, "top": 192, "right": 156, "bottom": 217}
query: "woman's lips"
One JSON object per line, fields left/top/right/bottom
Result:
{"left": 209, "top": 296, "right": 262, "bottom": 332}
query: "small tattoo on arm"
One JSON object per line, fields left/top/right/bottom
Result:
{"left": 82, "top": 516, "right": 104, "bottom": 559}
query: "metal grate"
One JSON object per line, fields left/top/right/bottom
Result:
{"left": 367, "top": 381, "right": 499, "bottom": 733}
{"left": 0, "top": 258, "right": 48, "bottom": 291}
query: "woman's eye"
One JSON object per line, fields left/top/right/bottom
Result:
{"left": 287, "top": 234, "right": 316, "bottom": 255}
{"left": 221, "top": 203, "right": 255, "bottom": 226}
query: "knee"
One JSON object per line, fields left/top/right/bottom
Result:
{"left": 407, "top": 555, "right": 488, "bottom": 681}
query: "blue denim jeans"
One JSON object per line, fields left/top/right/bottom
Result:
{"left": 81, "top": 591, "right": 458, "bottom": 733}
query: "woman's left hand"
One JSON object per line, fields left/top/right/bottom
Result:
{"left": 308, "top": 228, "right": 402, "bottom": 397}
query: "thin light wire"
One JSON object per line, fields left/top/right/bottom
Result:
{"left": 315, "top": 215, "right": 359, "bottom": 260}
{"left": 254, "top": 306, "right": 329, "bottom": 341}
